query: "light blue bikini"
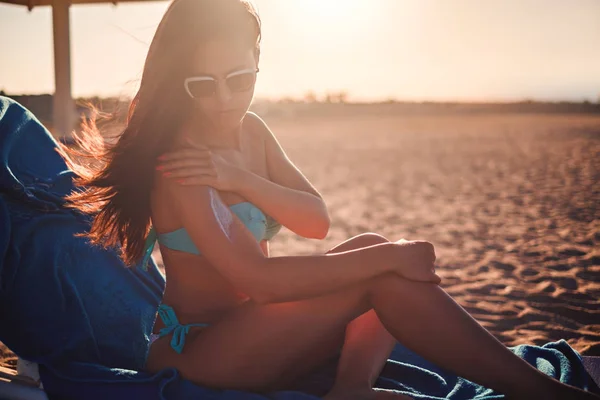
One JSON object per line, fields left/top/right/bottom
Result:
{"left": 143, "top": 201, "right": 282, "bottom": 354}
{"left": 153, "top": 202, "right": 281, "bottom": 255}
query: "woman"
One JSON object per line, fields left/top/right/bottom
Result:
{"left": 58, "top": 0, "right": 598, "bottom": 399}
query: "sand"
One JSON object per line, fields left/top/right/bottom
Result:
{"left": 2, "top": 112, "right": 599, "bottom": 369}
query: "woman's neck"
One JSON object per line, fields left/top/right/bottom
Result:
{"left": 184, "top": 117, "right": 242, "bottom": 150}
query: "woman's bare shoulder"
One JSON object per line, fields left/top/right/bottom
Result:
{"left": 243, "top": 111, "right": 271, "bottom": 140}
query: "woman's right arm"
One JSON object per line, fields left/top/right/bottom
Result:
{"left": 171, "top": 182, "right": 437, "bottom": 304}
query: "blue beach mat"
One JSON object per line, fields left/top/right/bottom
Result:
{"left": 0, "top": 96, "right": 597, "bottom": 399}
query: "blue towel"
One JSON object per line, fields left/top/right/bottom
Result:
{"left": 0, "top": 96, "right": 165, "bottom": 370}
{"left": 0, "top": 96, "right": 597, "bottom": 399}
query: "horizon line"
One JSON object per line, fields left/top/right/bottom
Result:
{"left": 3, "top": 91, "right": 599, "bottom": 105}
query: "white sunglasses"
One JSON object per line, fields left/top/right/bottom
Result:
{"left": 184, "top": 68, "right": 259, "bottom": 99}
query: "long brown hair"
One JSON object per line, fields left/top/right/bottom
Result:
{"left": 58, "top": 0, "right": 261, "bottom": 266}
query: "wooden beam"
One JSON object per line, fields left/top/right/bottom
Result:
{"left": 0, "top": 0, "right": 164, "bottom": 7}
{"left": 51, "top": 0, "right": 74, "bottom": 139}
{"left": 0, "top": 0, "right": 165, "bottom": 138}
{"left": 0, "top": 0, "right": 31, "bottom": 6}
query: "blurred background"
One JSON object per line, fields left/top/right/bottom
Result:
{"left": 2, "top": 0, "right": 600, "bottom": 100}
{"left": 1, "top": 0, "right": 599, "bottom": 367}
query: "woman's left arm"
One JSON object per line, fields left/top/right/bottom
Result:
{"left": 235, "top": 113, "right": 330, "bottom": 239}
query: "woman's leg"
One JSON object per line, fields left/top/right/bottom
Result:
{"left": 147, "top": 234, "right": 598, "bottom": 399}
{"left": 325, "top": 308, "right": 402, "bottom": 400}
{"left": 146, "top": 271, "right": 370, "bottom": 391}
{"left": 323, "top": 234, "right": 405, "bottom": 399}
{"left": 325, "top": 234, "right": 597, "bottom": 400}
{"left": 366, "top": 274, "right": 596, "bottom": 399}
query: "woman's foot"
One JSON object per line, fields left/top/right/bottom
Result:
{"left": 323, "top": 387, "right": 413, "bottom": 400}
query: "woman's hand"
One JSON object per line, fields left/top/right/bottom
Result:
{"left": 156, "top": 144, "right": 244, "bottom": 192}
{"left": 393, "top": 239, "right": 441, "bottom": 284}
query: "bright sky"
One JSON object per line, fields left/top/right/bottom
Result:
{"left": 0, "top": 0, "right": 599, "bottom": 102}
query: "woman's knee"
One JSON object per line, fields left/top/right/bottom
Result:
{"left": 354, "top": 232, "right": 390, "bottom": 246}
{"left": 367, "top": 272, "right": 439, "bottom": 301}
{"left": 328, "top": 232, "right": 390, "bottom": 254}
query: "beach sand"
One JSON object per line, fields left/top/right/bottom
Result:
{"left": 2, "top": 112, "right": 599, "bottom": 369}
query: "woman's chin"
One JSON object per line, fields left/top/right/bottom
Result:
{"left": 209, "top": 112, "right": 243, "bottom": 131}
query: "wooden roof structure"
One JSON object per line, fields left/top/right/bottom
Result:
{"left": 1, "top": 0, "right": 164, "bottom": 138}
{"left": 2, "top": 0, "right": 163, "bottom": 8}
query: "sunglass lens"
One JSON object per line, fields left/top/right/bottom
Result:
{"left": 186, "top": 80, "right": 216, "bottom": 98}
{"left": 227, "top": 72, "right": 256, "bottom": 93}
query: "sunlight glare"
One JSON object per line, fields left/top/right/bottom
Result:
{"left": 303, "top": 0, "right": 363, "bottom": 19}
{"left": 290, "top": 0, "right": 377, "bottom": 35}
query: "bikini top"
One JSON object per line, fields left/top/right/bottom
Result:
{"left": 142, "top": 202, "right": 281, "bottom": 268}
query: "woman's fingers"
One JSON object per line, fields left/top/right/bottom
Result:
{"left": 416, "top": 272, "right": 441, "bottom": 285}
{"left": 176, "top": 175, "right": 218, "bottom": 186}
{"left": 158, "top": 148, "right": 210, "bottom": 162}
{"left": 399, "top": 272, "right": 440, "bottom": 285}
{"left": 394, "top": 240, "right": 440, "bottom": 284}
{"left": 418, "top": 264, "right": 440, "bottom": 284}
{"left": 403, "top": 261, "right": 441, "bottom": 285}
{"left": 162, "top": 167, "right": 217, "bottom": 179}
{"left": 424, "top": 260, "right": 441, "bottom": 284}
{"left": 157, "top": 158, "right": 212, "bottom": 171}
{"left": 185, "top": 137, "right": 209, "bottom": 151}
